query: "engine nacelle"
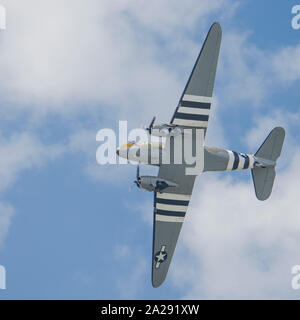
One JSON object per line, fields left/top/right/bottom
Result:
{"left": 137, "top": 176, "right": 178, "bottom": 192}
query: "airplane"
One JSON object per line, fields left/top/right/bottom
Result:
{"left": 116, "top": 22, "right": 285, "bottom": 287}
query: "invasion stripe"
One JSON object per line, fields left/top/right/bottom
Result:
{"left": 155, "top": 198, "right": 189, "bottom": 206}
{"left": 156, "top": 193, "right": 191, "bottom": 201}
{"left": 249, "top": 155, "right": 255, "bottom": 168}
{"left": 156, "top": 203, "right": 187, "bottom": 212}
{"left": 174, "top": 112, "right": 209, "bottom": 122}
{"left": 180, "top": 100, "right": 211, "bottom": 109}
{"left": 243, "top": 155, "right": 249, "bottom": 169}
{"left": 232, "top": 151, "right": 239, "bottom": 170}
{"left": 172, "top": 118, "right": 208, "bottom": 127}
{"left": 182, "top": 94, "right": 212, "bottom": 103}
{"left": 156, "top": 209, "right": 186, "bottom": 217}
{"left": 177, "top": 106, "right": 210, "bottom": 115}
{"left": 156, "top": 214, "right": 184, "bottom": 223}
{"left": 237, "top": 155, "right": 245, "bottom": 170}
{"left": 226, "top": 150, "right": 234, "bottom": 170}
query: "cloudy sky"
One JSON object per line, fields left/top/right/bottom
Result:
{"left": 0, "top": 0, "right": 300, "bottom": 299}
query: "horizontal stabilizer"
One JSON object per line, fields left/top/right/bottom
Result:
{"left": 255, "top": 127, "right": 285, "bottom": 161}
{"left": 252, "top": 167, "right": 276, "bottom": 201}
{"left": 251, "top": 127, "right": 285, "bottom": 201}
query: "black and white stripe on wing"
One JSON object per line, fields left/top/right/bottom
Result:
{"left": 172, "top": 94, "right": 211, "bottom": 128}
{"left": 154, "top": 192, "right": 191, "bottom": 223}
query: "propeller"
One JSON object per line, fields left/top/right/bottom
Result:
{"left": 145, "top": 116, "right": 156, "bottom": 134}
{"left": 134, "top": 165, "right": 141, "bottom": 188}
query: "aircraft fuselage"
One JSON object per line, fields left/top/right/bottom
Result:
{"left": 117, "top": 142, "right": 260, "bottom": 173}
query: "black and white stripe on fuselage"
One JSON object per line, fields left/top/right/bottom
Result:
{"left": 226, "top": 151, "right": 255, "bottom": 171}
{"left": 172, "top": 94, "right": 211, "bottom": 128}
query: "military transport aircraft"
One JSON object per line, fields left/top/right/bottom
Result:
{"left": 116, "top": 22, "right": 285, "bottom": 287}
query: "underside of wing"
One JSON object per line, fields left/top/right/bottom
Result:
{"left": 171, "top": 22, "right": 222, "bottom": 137}
{"left": 152, "top": 165, "right": 196, "bottom": 287}
{"left": 151, "top": 22, "right": 222, "bottom": 287}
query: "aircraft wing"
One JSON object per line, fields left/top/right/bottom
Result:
{"left": 171, "top": 22, "right": 222, "bottom": 138}
{"left": 151, "top": 23, "right": 222, "bottom": 287}
{"left": 152, "top": 164, "right": 196, "bottom": 287}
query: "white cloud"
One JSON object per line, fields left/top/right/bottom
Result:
{"left": 59, "top": 13, "right": 300, "bottom": 297}
{"left": 0, "top": 0, "right": 230, "bottom": 125}
{"left": 272, "top": 45, "right": 300, "bottom": 83}
{"left": 0, "top": 132, "right": 64, "bottom": 247}
{"left": 205, "top": 96, "right": 228, "bottom": 147}
{"left": 68, "top": 128, "right": 135, "bottom": 183}
{"left": 164, "top": 110, "right": 300, "bottom": 299}
{"left": 0, "top": 0, "right": 297, "bottom": 123}
{"left": 216, "top": 32, "right": 300, "bottom": 110}
{"left": 0, "top": 132, "right": 64, "bottom": 191}
{"left": 217, "top": 31, "right": 270, "bottom": 106}
{"left": 112, "top": 0, "right": 225, "bottom": 36}
{"left": 0, "top": 0, "right": 299, "bottom": 298}
{"left": 170, "top": 145, "right": 300, "bottom": 299}
{"left": 244, "top": 109, "right": 300, "bottom": 171}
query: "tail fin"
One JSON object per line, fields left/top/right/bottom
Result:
{"left": 252, "top": 127, "right": 285, "bottom": 201}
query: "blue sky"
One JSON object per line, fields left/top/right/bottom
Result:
{"left": 1, "top": 0, "right": 300, "bottom": 299}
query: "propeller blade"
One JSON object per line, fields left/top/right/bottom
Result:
{"left": 148, "top": 116, "right": 156, "bottom": 133}
{"left": 149, "top": 116, "right": 156, "bottom": 128}
{"left": 136, "top": 165, "right": 140, "bottom": 180}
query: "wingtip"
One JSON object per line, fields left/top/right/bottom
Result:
{"left": 151, "top": 272, "right": 167, "bottom": 288}
{"left": 210, "top": 21, "right": 222, "bottom": 34}
{"left": 273, "top": 126, "right": 286, "bottom": 136}
{"left": 212, "top": 21, "right": 221, "bottom": 27}
{"left": 152, "top": 279, "right": 164, "bottom": 288}
{"left": 152, "top": 282, "right": 160, "bottom": 288}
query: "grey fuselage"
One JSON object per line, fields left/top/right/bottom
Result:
{"left": 203, "top": 146, "right": 255, "bottom": 172}
{"left": 117, "top": 142, "right": 256, "bottom": 172}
